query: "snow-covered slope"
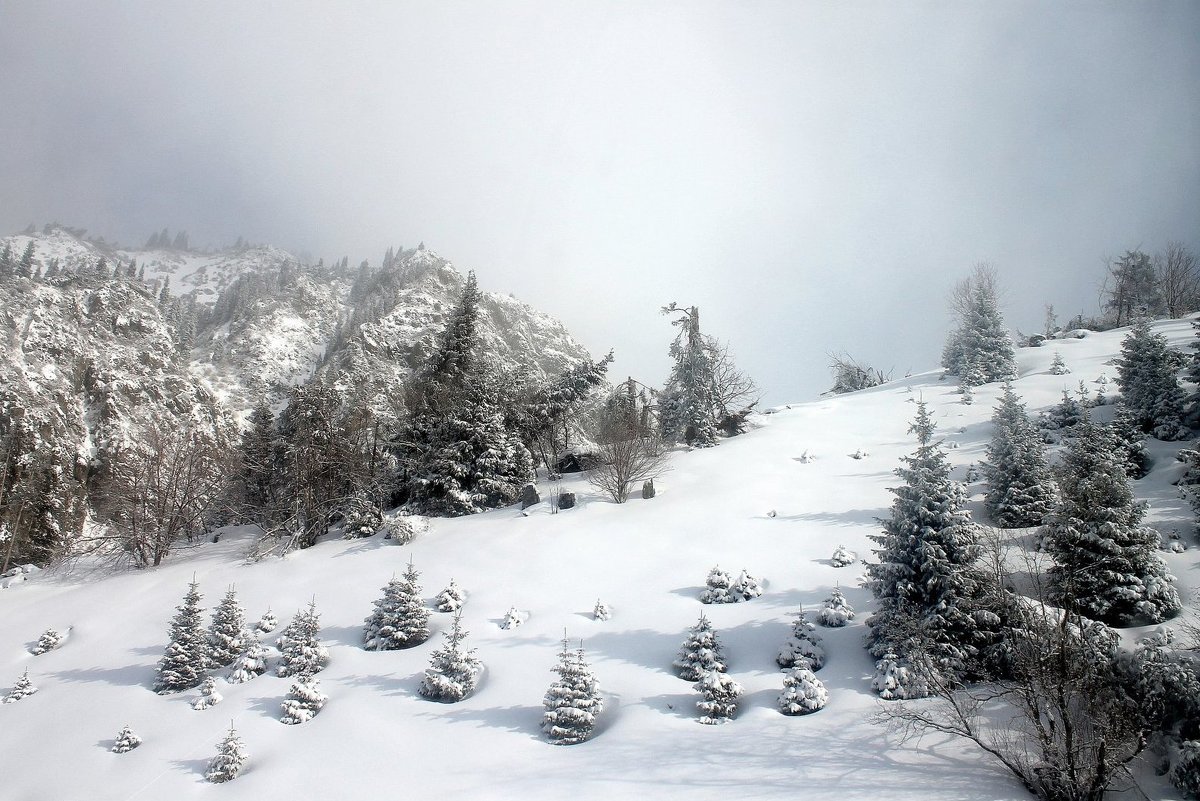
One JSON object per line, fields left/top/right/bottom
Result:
{"left": 1, "top": 320, "right": 1194, "bottom": 801}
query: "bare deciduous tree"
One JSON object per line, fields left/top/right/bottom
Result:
{"left": 1155, "top": 241, "right": 1199, "bottom": 319}
{"left": 588, "top": 383, "right": 669, "bottom": 503}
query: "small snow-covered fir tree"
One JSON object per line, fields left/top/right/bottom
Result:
{"left": 419, "top": 611, "right": 482, "bottom": 702}
{"left": 674, "top": 613, "right": 726, "bottom": 680}
{"left": 983, "top": 383, "right": 1056, "bottom": 528}
{"left": 228, "top": 633, "right": 268, "bottom": 684}
{"left": 191, "top": 676, "right": 223, "bottom": 710}
{"left": 592, "top": 599, "right": 611, "bottom": 621}
{"left": 154, "top": 580, "right": 208, "bottom": 694}
{"left": 942, "top": 270, "right": 1017, "bottom": 384}
{"left": 276, "top": 600, "right": 329, "bottom": 678}
{"left": 280, "top": 675, "right": 327, "bottom": 724}
{"left": 776, "top": 606, "right": 826, "bottom": 670}
{"left": 256, "top": 608, "right": 277, "bottom": 633}
{"left": 1115, "top": 319, "right": 1190, "bottom": 440}
{"left": 699, "top": 566, "right": 762, "bottom": 603}
{"left": 541, "top": 635, "right": 604, "bottom": 745}
{"left": 731, "top": 570, "right": 763, "bottom": 600}
{"left": 817, "top": 588, "right": 855, "bottom": 628}
{"left": 1040, "top": 389, "right": 1086, "bottom": 437}
{"left": 830, "top": 545, "right": 857, "bottom": 567}
{"left": 3, "top": 669, "right": 37, "bottom": 703}
{"left": 111, "top": 725, "right": 142, "bottom": 753}
{"left": 694, "top": 669, "right": 743, "bottom": 724}
{"left": 1044, "top": 415, "right": 1182, "bottom": 624}
{"left": 31, "top": 628, "right": 63, "bottom": 655}
{"left": 1110, "top": 404, "right": 1151, "bottom": 479}
{"left": 208, "top": 586, "right": 248, "bottom": 668}
{"left": 778, "top": 659, "right": 828, "bottom": 715}
{"left": 658, "top": 303, "right": 720, "bottom": 447}
{"left": 871, "top": 652, "right": 933, "bottom": 700}
{"left": 1048, "top": 351, "right": 1070, "bottom": 375}
{"left": 435, "top": 579, "right": 465, "bottom": 612}
{"left": 205, "top": 723, "right": 247, "bottom": 783}
{"left": 500, "top": 607, "right": 523, "bottom": 630}
{"left": 363, "top": 561, "right": 431, "bottom": 651}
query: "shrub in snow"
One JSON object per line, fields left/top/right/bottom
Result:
{"left": 154, "top": 580, "right": 208, "bottom": 694}
{"left": 205, "top": 723, "right": 247, "bottom": 783}
{"left": 694, "top": 669, "right": 742, "bottom": 725}
{"left": 871, "top": 652, "right": 933, "bottom": 700}
{"left": 959, "top": 381, "right": 974, "bottom": 405}
{"left": 500, "top": 607, "right": 524, "bottom": 630}
{"left": 830, "top": 545, "right": 856, "bottom": 567}
{"left": 849, "top": 448, "right": 868, "bottom": 460}
{"left": 31, "top": 628, "right": 63, "bottom": 655}
{"left": 276, "top": 600, "right": 329, "bottom": 678}
{"left": 3, "top": 669, "right": 37, "bottom": 703}
{"left": 381, "top": 513, "right": 423, "bottom": 544}
{"left": 700, "top": 566, "right": 762, "bottom": 603}
{"left": 340, "top": 496, "right": 382, "bottom": 539}
{"left": 1173, "top": 740, "right": 1200, "bottom": 799}
{"left": 778, "top": 660, "right": 828, "bottom": 715}
{"left": 419, "top": 611, "right": 482, "bottom": 702}
{"left": 111, "top": 725, "right": 141, "bottom": 753}
{"left": 674, "top": 613, "right": 726, "bottom": 681}
{"left": 436, "top": 579, "right": 466, "bottom": 612}
{"left": 592, "top": 599, "right": 611, "bottom": 621}
{"left": 280, "top": 675, "right": 328, "bottom": 724}
{"left": 363, "top": 561, "right": 431, "bottom": 651}
{"left": 776, "top": 607, "right": 825, "bottom": 670}
{"left": 208, "top": 586, "right": 248, "bottom": 668}
{"left": 817, "top": 588, "right": 855, "bottom": 627}
{"left": 255, "top": 608, "right": 277, "bottom": 633}
{"left": 1049, "top": 351, "right": 1069, "bottom": 375}
{"left": 228, "top": 633, "right": 268, "bottom": 684}
{"left": 542, "top": 636, "right": 604, "bottom": 745}
{"left": 191, "top": 676, "right": 223, "bottom": 710}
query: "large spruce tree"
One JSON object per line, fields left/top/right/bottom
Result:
{"left": 941, "top": 267, "right": 1017, "bottom": 386}
{"left": 1114, "top": 319, "right": 1189, "bottom": 441}
{"left": 658, "top": 303, "right": 719, "bottom": 447}
{"left": 154, "top": 580, "right": 208, "bottom": 694}
{"left": 983, "top": 383, "right": 1056, "bottom": 528}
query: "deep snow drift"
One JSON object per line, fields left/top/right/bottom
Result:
{"left": 1, "top": 320, "right": 1195, "bottom": 801}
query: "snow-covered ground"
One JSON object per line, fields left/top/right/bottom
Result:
{"left": 1, "top": 320, "right": 1195, "bottom": 801}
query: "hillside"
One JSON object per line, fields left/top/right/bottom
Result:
{"left": 0, "top": 319, "right": 1194, "bottom": 801}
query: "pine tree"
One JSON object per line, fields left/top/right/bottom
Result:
{"left": 276, "top": 600, "right": 329, "bottom": 678}
{"left": 435, "top": 579, "right": 465, "bottom": 612}
{"left": 673, "top": 613, "right": 726, "bottom": 681}
{"left": 776, "top": 606, "right": 826, "bottom": 670}
{"left": 256, "top": 608, "right": 278, "bottom": 633}
{"left": 205, "top": 723, "right": 247, "bottom": 782}
{"left": 541, "top": 635, "right": 604, "bottom": 745}
{"left": 983, "top": 383, "right": 1056, "bottom": 528}
{"left": 694, "top": 669, "right": 742, "bottom": 724}
{"left": 865, "top": 401, "right": 989, "bottom": 681}
{"left": 208, "top": 586, "right": 248, "bottom": 668}
{"left": 227, "top": 633, "right": 268, "bottom": 684}
{"left": 0, "top": 242, "right": 13, "bottom": 278}
{"left": 419, "top": 611, "right": 482, "bottom": 702}
{"left": 1115, "top": 319, "right": 1189, "bottom": 440}
{"left": 3, "top": 669, "right": 37, "bottom": 703}
{"left": 592, "top": 599, "right": 611, "bottom": 621}
{"left": 942, "top": 269, "right": 1017, "bottom": 384}
{"left": 31, "top": 628, "right": 63, "bottom": 655}
{"left": 658, "top": 303, "right": 719, "bottom": 447}
{"left": 1044, "top": 415, "right": 1182, "bottom": 625}
{"left": 240, "top": 398, "right": 277, "bottom": 519}
{"left": 280, "top": 675, "right": 327, "bottom": 724}
{"left": 363, "top": 561, "right": 431, "bottom": 650}
{"left": 16, "top": 242, "right": 35, "bottom": 279}
{"left": 1110, "top": 403, "right": 1150, "bottom": 479}
{"left": 778, "top": 659, "right": 829, "bottom": 715}
{"left": 817, "top": 587, "right": 856, "bottom": 627}
{"left": 1048, "top": 352, "right": 1070, "bottom": 375}
{"left": 111, "top": 725, "right": 142, "bottom": 753}
{"left": 191, "top": 676, "right": 224, "bottom": 710}
{"left": 154, "top": 580, "right": 208, "bottom": 694}
{"left": 871, "top": 652, "right": 931, "bottom": 701}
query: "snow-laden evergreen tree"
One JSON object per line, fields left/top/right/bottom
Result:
{"left": 830, "top": 545, "right": 856, "bottom": 567}
{"left": 419, "top": 611, "right": 482, "bottom": 702}
{"left": 983, "top": 383, "right": 1056, "bottom": 528}
{"left": 870, "top": 652, "right": 931, "bottom": 701}
{"left": 1115, "top": 319, "right": 1190, "bottom": 440}
{"left": 205, "top": 723, "right": 247, "bottom": 782}
{"left": 280, "top": 675, "right": 327, "bottom": 724}
{"left": 1110, "top": 403, "right": 1150, "bottom": 479}
{"left": 111, "top": 725, "right": 142, "bottom": 753}
{"left": 208, "top": 586, "right": 248, "bottom": 668}
{"left": 778, "top": 659, "right": 829, "bottom": 715}
{"left": 3, "top": 669, "right": 37, "bottom": 703}
{"left": 866, "top": 401, "right": 990, "bottom": 682}
{"left": 362, "top": 561, "right": 431, "bottom": 651}
{"left": 227, "top": 632, "right": 268, "bottom": 684}
{"left": 276, "top": 600, "right": 329, "bottom": 678}
{"left": 673, "top": 613, "right": 726, "bottom": 681}
{"left": 31, "top": 628, "right": 63, "bottom": 655}
{"left": 1044, "top": 414, "right": 1182, "bottom": 625}
{"left": 694, "top": 669, "right": 743, "bottom": 724}
{"left": 776, "top": 606, "right": 826, "bottom": 670}
{"left": 541, "top": 635, "right": 604, "bottom": 745}
{"left": 435, "top": 579, "right": 465, "bottom": 612}
{"left": 500, "top": 607, "right": 523, "bottom": 630}
{"left": 658, "top": 303, "right": 719, "bottom": 447}
{"left": 1039, "top": 389, "right": 1086, "bottom": 438}
{"left": 154, "top": 580, "right": 208, "bottom": 694}
{"left": 1174, "top": 740, "right": 1200, "bottom": 800}
{"left": 817, "top": 587, "right": 855, "bottom": 628}
{"left": 1049, "top": 351, "right": 1070, "bottom": 375}
{"left": 941, "top": 268, "right": 1017, "bottom": 385}
{"left": 699, "top": 566, "right": 762, "bottom": 603}
{"left": 592, "top": 599, "right": 611, "bottom": 621}
{"left": 191, "top": 676, "right": 223, "bottom": 710}
{"left": 256, "top": 608, "right": 277, "bottom": 633}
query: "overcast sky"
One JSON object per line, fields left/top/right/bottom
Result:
{"left": 1, "top": 1, "right": 1197, "bottom": 405}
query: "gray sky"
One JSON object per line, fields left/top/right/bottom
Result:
{"left": 2, "top": 1, "right": 1198, "bottom": 405}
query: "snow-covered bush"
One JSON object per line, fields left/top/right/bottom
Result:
{"left": 592, "top": 599, "right": 611, "bottom": 621}
{"left": 419, "top": 612, "right": 482, "bottom": 702}
{"left": 542, "top": 637, "right": 604, "bottom": 745}
{"left": 778, "top": 660, "right": 828, "bottom": 715}
{"left": 500, "top": 607, "right": 524, "bottom": 630}
{"left": 699, "top": 566, "right": 762, "bottom": 603}
{"left": 830, "top": 545, "right": 856, "bottom": 568}
{"left": 208, "top": 586, "right": 248, "bottom": 668}
{"left": 276, "top": 600, "right": 329, "bottom": 678}
{"left": 435, "top": 579, "right": 466, "bottom": 613}
{"left": 228, "top": 634, "right": 268, "bottom": 684}
{"left": 31, "top": 628, "right": 63, "bottom": 655}
{"left": 340, "top": 497, "right": 382, "bottom": 539}
{"left": 3, "top": 669, "right": 37, "bottom": 703}
{"left": 363, "top": 562, "right": 431, "bottom": 650}
{"left": 280, "top": 676, "right": 327, "bottom": 724}
{"left": 191, "top": 676, "right": 223, "bottom": 710}
{"left": 674, "top": 614, "right": 726, "bottom": 681}
{"left": 694, "top": 669, "right": 742, "bottom": 725}
{"left": 1049, "top": 351, "right": 1069, "bottom": 375}
{"left": 111, "top": 725, "right": 141, "bottom": 753}
{"left": 817, "top": 588, "right": 855, "bottom": 627}
{"left": 255, "top": 608, "right": 277, "bottom": 633}
{"left": 1173, "top": 740, "right": 1200, "bottom": 799}
{"left": 776, "top": 607, "right": 825, "bottom": 670}
{"left": 380, "top": 512, "right": 424, "bottom": 544}
{"left": 871, "top": 652, "right": 933, "bottom": 700}
{"left": 205, "top": 724, "right": 247, "bottom": 782}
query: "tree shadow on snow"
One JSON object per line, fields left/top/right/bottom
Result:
{"left": 338, "top": 671, "right": 418, "bottom": 697}
{"left": 52, "top": 664, "right": 153, "bottom": 690}
{"left": 778, "top": 508, "right": 886, "bottom": 528}
{"left": 432, "top": 703, "right": 545, "bottom": 740}
{"left": 320, "top": 624, "right": 366, "bottom": 649}
{"left": 168, "top": 757, "right": 212, "bottom": 781}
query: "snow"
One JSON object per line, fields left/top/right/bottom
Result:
{"left": 1, "top": 319, "right": 1196, "bottom": 799}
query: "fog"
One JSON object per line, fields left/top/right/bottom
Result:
{"left": 1, "top": 2, "right": 1197, "bottom": 404}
